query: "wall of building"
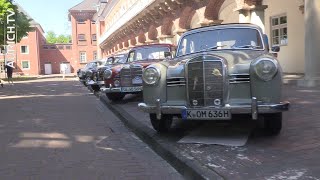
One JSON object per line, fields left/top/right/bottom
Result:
{"left": 263, "top": 0, "right": 305, "bottom": 74}
{"left": 15, "top": 28, "right": 42, "bottom": 76}
{"left": 70, "top": 12, "right": 97, "bottom": 72}
{"left": 40, "top": 44, "right": 73, "bottom": 74}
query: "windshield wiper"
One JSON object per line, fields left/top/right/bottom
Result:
{"left": 201, "top": 45, "right": 227, "bottom": 51}
{"left": 232, "top": 44, "right": 261, "bottom": 49}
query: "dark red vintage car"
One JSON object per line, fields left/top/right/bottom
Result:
{"left": 101, "top": 43, "right": 175, "bottom": 101}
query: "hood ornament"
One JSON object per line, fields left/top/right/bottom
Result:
{"left": 212, "top": 68, "right": 222, "bottom": 76}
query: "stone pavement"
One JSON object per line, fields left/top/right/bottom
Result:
{"left": 0, "top": 78, "right": 182, "bottom": 180}
{"left": 98, "top": 83, "right": 320, "bottom": 180}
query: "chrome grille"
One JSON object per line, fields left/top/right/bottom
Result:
{"left": 120, "top": 67, "right": 143, "bottom": 87}
{"left": 187, "top": 60, "right": 224, "bottom": 107}
{"left": 167, "top": 77, "right": 186, "bottom": 87}
{"left": 229, "top": 74, "right": 250, "bottom": 84}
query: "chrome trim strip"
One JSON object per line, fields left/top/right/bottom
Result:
{"left": 252, "top": 97, "right": 258, "bottom": 120}
{"left": 167, "top": 84, "right": 186, "bottom": 87}
{"left": 229, "top": 81, "right": 250, "bottom": 84}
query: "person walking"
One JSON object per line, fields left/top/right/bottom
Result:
{"left": 5, "top": 64, "right": 14, "bottom": 85}
{"left": 61, "top": 63, "right": 68, "bottom": 80}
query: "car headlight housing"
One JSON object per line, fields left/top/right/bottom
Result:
{"left": 104, "top": 69, "right": 112, "bottom": 79}
{"left": 253, "top": 58, "right": 278, "bottom": 81}
{"left": 143, "top": 67, "right": 160, "bottom": 85}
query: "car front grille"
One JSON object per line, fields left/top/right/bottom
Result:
{"left": 120, "top": 67, "right": 143, "bottom": 87}
{"left": 187, "top": 59, "right": 224, "bottom": 107}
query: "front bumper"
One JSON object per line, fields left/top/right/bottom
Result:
{"left": 101, "top": 86, "right": 142, "bottom": 93}
{"left": 138, "top": 97, "right": 290, "bottom": 120}
{"left": 87, "top": 80, "right": 104, "bottom": 86}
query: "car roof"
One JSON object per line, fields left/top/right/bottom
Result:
{"left": 182, "top": 23, "right": 263, "bottom": 36}
{"left": 130, "top": 43, "right": 174, "bottom": 50}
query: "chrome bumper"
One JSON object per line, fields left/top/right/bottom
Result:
{"left": 100, "top": 87, "right": 122, "bottom": 93}
{"left": 138, "top": 97, "right": 290, "bottom": 120}
{"left": 87, "top": 80, "right": 104, "bottom": 86}
{"left": 101, "top": 86, "right": 142, "bottom": 93}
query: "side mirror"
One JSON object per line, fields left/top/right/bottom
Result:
{"left": 271, "top": 46, "right": 280, "bottom": 52}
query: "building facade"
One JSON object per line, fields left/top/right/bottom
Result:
{"left": 96, "top": 0, "right": 319, "bottom": 86}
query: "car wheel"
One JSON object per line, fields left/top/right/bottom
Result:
{"left": 262, "top": 113, "right": 282, "bottom": 135}
{"left": 106, "top": 93, "right": 125, "bottom": 101}
{"left": 150, "top": 114, "right": 173, "bottom": 133}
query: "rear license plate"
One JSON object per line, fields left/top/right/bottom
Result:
{"left": 182, "top": 109, "right": 231, "bottom": 120}
{"left": 121, "top": 86, "right": 142, "bottom": 92}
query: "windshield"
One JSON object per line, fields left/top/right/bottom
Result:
{"left": 106, "top": 54, "right": 126, "bottom": 64}
{"left": 177, "top": 28, "right": 264, "bottom": 57}
{"left": 127, "top": 47, "right": 170, "bottom": 62}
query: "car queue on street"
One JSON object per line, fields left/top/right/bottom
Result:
{"left": 77, "top": 23, "right": 290, "bottom": 135}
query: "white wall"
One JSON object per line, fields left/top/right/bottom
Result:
{"left": 219, "top": 0, "right": 239, "bottom": 24}
{"left": 263, "top": 0, "right": 305, "bottom": 73}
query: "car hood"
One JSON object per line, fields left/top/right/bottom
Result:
{"left": 131, "top": 59, "right": 163, "bottom": 68}
{"left": 163, "top": 50, "right": 268, "bottom": 77}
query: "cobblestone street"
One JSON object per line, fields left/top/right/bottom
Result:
{"left": 0, "top": 78, "right": 182, "bottom": 180}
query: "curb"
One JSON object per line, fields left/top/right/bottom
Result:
{"left": 96, "top": 92, "right": 224, "bottom": 180}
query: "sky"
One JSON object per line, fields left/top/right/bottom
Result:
{"left": 13, "top": 0, "right": 84, "bottom": 35}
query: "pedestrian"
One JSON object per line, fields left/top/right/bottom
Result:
{"left": 5, "top": 64, "right": 14, "bottom": 85}
{"left": 0, "top": 79, "right": 3, "bottom": 87}
{"left": 61, "top": 63, "right": 68, "bottom": 80}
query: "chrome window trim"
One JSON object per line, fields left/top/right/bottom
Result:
{"left": 176, "top": 26, "right": 266, "bottom": 58}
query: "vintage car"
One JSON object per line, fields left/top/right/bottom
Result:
{"left": 138, "top": 23, "right": 290, "bottom": 135}
{"left": 101, "top": 44, "right": 175, "bottom": 101}
{"left": 87, "top": 54, "right": 127, "bottom": 91}
{"left": 77, "top": 60, "right": 101, "bottom": 85}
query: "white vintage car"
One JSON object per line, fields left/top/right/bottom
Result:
{"left": 138, "top": 23, "right": 289, "bottom": 135}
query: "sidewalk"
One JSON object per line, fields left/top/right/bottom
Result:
{"left": 97, "top": 81, "right": 320, "bottom": 179}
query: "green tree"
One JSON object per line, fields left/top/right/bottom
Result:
{"left": 46, "top": 31, "right": 57, "bottom": 43}
{"left": 46, "top": 31, "right": 71, "bottom": 43}
{"left": 0, "top": 0, "right": 33, "bottom": 45}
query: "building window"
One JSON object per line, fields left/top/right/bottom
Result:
{"left": 21, "top": 45, "right": 29, "bottom": 54}
{"left": 21, "top": 60, "right": 30, "bottom": 69}
{"left": 91, "top": 20, "right": 96, "bottom": 24}
{"left": 92, "top": 34, "right": 97, "bottom": 41}
{"left": 50, "top": 46, "right": 56, "bottom": 49}
{"left": 77, "top": 18, "right": 85, "bottom": 24}
{"left": 80, "top": 51, "right": 87, "bottom": 63}
{"left": 58, "top": 45, "right": 64, "bottom": 50}
{"left": 43, "top": 46, "right": 49, "bottom": 49}
{"left": 78, "top": 34, "right": 86, "bottom": 41}
{"left": 93, "top": 51, "right": 97, "bottom": 60}
{"left": 66, "top": 46, "right": 72, "bottom": 50}
{"left": 271, "top": 14, "right": 288, "bottom": 46}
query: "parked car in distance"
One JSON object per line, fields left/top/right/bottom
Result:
{"left": 87, "top": 53, "right": 127, "bottom": 91}
{"left": 138, "top": 23, "right": 289, "bottom": 135}
{"left": 77, "top": 60, "right": 101, "bottom": 85}
{"left": 101, "top": 44, "right": 175, "bottom": 101}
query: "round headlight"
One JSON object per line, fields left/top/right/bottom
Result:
{"left": 253, "top": 59, "right": 278, "bottom": 81}
{"left": 104, "top": 69, "right": 112, "bottom": 79}
{"left": 114, "top": 80, "right": 120, "bottom": 87}
{"left": 143, "top": 67, "right": 160, "bottom": 85}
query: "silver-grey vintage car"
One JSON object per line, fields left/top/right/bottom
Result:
{"left": 138, "top": 23, "right": 289, "bottom": 135}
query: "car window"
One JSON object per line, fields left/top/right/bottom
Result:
{"left": 132, "top": 47, "right": 170, "bottom": 61}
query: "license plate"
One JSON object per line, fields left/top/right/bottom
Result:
{"left": 182, "top": 109, "right": 231, "bottom": 120}
{"left": 121, "top": 86, "right": 142, "bottom": 92}
{"left": 132, "top": 76, "right": 143, "bottom": 84}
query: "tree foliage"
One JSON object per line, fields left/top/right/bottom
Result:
{"left": 0, "top": 0, "right": 33, "bottom": 45}
{"left": 46, "top": 31, "right": 71, "bottom": 43}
